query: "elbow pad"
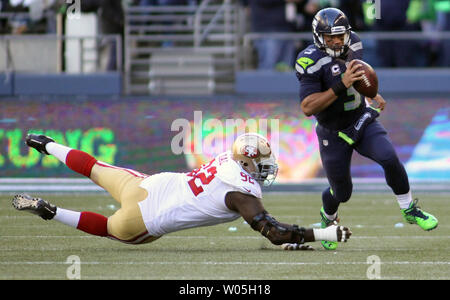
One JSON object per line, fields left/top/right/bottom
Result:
{"left": 250, "top": 211, "right": 306, "bottom": 245}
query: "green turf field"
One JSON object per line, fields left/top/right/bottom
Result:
{"left": 1, "top": 193, "right": 449, "bottom": 280}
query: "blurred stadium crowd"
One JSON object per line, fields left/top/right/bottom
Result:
{"left": 0, "top": 0, "right": 449, "bottom": 68}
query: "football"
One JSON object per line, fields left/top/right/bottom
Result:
{"left": 352, "top": 59, "right": 378, "bottom": 98}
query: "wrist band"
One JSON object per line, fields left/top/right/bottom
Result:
{"left": 331, "top": 79, "right": 347, "bottom": 96}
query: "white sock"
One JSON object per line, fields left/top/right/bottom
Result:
{"left": 324, "top": 211, "right": 337, "bottom": 221}
{"left": 53, "top": 208, "right": 81, "bottom": 228}
{"left": 45, "top": 142, "right": 72, "bottom": 164}
{"left": 396, "top": 191, "right": 412, "bottom": 209}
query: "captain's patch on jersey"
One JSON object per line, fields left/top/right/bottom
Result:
{"left": 331, "top": 64, "right": 341, "bottom": 76}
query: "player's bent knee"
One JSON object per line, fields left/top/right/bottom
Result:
{"left": 380, "top": 153, "right": 401, "bottom": 169}
{"left": 107, "top": 209, "right": 153, "bottom": 244}
{"left": 379, "top": 154, "right": 405, "bottom": 174}
{"left": 107, "top": 217, "right": 134, "bottom": 242}
{"left": 337, "top": 193, "right": 352, "bottom": 203}
{"left": 378, "top": 150, "right": 400, "bottom": 166}
{"left": 107, "top": 219, "right": 157, "bottom": 244}
{"left": 335, "top": 184, "right": 353, "bottom": 203}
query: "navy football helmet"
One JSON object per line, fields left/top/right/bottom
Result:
{"left": 312, "top": 8, "right": 352, "bottom": 57}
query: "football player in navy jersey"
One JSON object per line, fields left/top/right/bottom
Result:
{"left": 295, "top": 8, "right": 438, "bottom": 250}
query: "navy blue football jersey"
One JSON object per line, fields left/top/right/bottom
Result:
{"left": 296, "top": 31, "right": 366, "bottom": 130}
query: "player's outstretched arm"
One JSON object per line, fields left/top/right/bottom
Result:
{"left": 225, "top": 192, "right": 351, "bottom": 246}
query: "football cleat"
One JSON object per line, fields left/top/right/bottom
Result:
{"left": 401, "top": 199, "right": 438, "bottom": 231}
{"left": 25, "top": 134, "right": 54, "bottom": 155}
{"left": 320, "top": 207, "right": 339, "bottom": 250}
{"left": 12, "top": 193, "right": 56, "bottom": 220}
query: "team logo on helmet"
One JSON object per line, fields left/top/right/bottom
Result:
{"left": 241, "top": 145, "right": 259, "bottom": 158}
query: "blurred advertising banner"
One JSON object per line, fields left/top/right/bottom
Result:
{"left": 1, "top": 96, "right": 449, "bottom": 182}
{"left": 405, "top": 107, "right": 450, "bottom": 179}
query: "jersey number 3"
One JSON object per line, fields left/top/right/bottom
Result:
{"left": 188, "top": 166, "right": 217, "bottom": 196}
{"left": 341, "top": 74, "right": 362, "bottom": 111}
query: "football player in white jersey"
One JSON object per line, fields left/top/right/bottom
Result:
{"left": 12, "top": 132, "right": 352, "bottom": 250}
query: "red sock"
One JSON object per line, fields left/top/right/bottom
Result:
{"left": 76, "top": 212, "right": 108, "bottom": 237}
{"left": 66, "top": 150, "right": 97, "bottom": 177}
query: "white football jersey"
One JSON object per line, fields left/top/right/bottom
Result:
{"left": 138, "top": 151, "right": 262, "bottom": 236}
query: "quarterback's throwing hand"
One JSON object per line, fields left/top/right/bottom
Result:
{"left": 342, "top": 60, "right": 365, "bottom": 88}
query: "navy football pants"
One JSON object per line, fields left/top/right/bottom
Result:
{"left": 316, "top": 120, "right": 410, "bottom": 215}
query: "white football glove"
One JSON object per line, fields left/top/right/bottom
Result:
{"left": 281, "top": 243, "right": 315, "bottom": 251}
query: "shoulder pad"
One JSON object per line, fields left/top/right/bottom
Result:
{"left": 295, "top": 46, "right": 332, "bottom": 75}
{"left": 214, "top": 152, "right": 262, "bottom": 198}
{"left": 349, "top": 31, "right": 363, "bottom": 52}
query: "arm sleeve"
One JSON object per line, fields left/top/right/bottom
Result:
{"left": 250, "top": 211, "right": 306, "bottom": 245}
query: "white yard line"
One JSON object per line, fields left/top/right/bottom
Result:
{"left": 0, "top": 261, "right": 449, "bottom": 266}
